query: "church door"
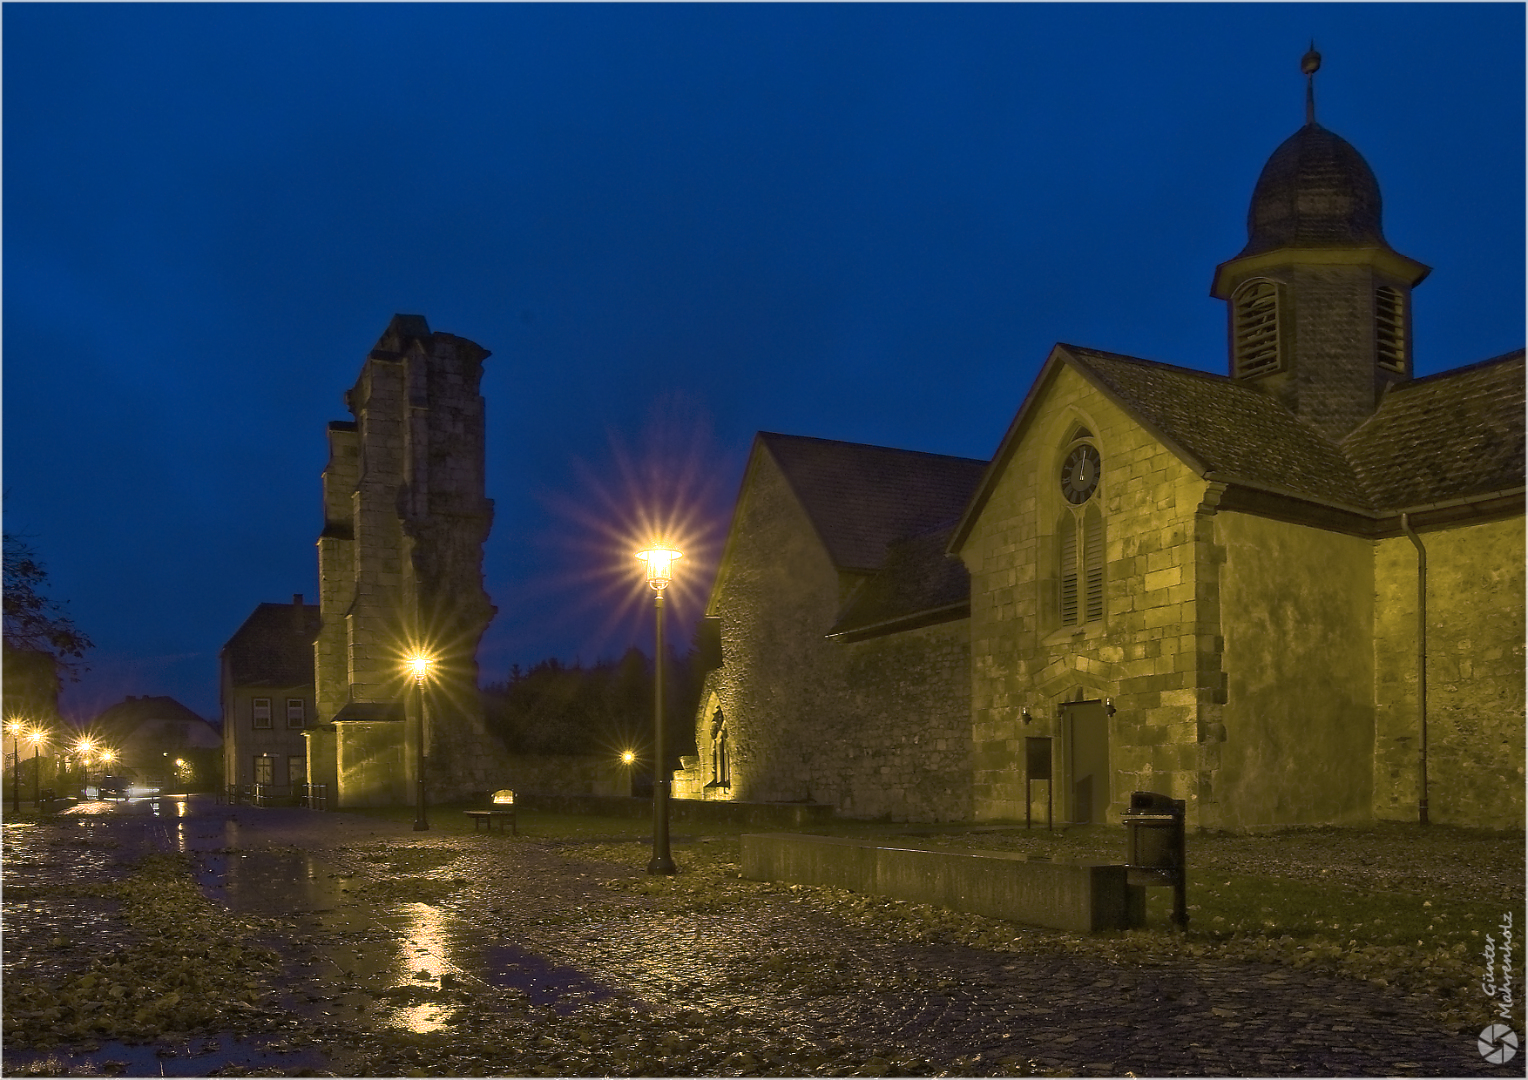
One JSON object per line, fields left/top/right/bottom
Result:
{"left": 1062, "top": 700, "right": 1111, "bottom": 824}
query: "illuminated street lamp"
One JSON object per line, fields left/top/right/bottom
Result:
{"left": 6, "top": 720, "right": 24, "bottom": 814}
{"left": 28, "top": 728, "right": 47, "bottom": 806}
{"left": 636, "top": 541, "right": 682, "bottom": 874}
{"left": 408, "top": 653, "right": 434, "bottom": 831}
{"left": 73, "top": 738, "right": 96, "bottom": 795}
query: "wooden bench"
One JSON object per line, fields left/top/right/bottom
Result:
{"left": 464, "top": 809, "right": 516, "bottom": 834}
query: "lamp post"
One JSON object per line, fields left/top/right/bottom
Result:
{"left": 636, "top": 541, "right": 681, "bottom": 875}
{"left": 6, "top": 721, "right": 24, "bottom": 815}
{"left": 29, "top": 729, "right": 46, "bottom": 806}
{"left": 408, "top": 653, "right": 434, "bottom": 831}
{"left": 74, "top": 738, "right": 96, "bottom": 797}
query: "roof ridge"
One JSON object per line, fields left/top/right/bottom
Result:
{"left": 759, "top": 430, "right": 986, "bottom": 466}
{"left": 1385, "top": 348, "right": 1526, "bottom": 391}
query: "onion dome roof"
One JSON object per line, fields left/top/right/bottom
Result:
{"left": 1237, "top": 121, "right": 1391, "bottom": 258}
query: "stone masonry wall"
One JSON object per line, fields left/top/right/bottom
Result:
{"left": 697, "top": 445, "right": 972, "bottom": 822}
{"left": 1215, "top": 511, "right": 1375, "bottom": 828}
{"left": 958, "top": 362, "right": 1214, "bottom": 826}
{"left": 313, "top": 317, "right": 511, "bottom": 805}
{"left": 1373, "top": 517, "right": 1525, "bottom": 829}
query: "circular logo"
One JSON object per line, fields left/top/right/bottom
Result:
{"left": 1478, "top": 1024, "right": 1518, "bottom": 1064}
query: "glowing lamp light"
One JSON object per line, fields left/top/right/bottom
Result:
{"left": 492, "top": 789, "right": 515, "bottom": 805}
{"left": 635, "top": 542, "right": 682, "bottom": 592}
{"left": 621, "top": 750, "right": 636, "bottom": 766}
{"left": 408, "top": 653, "right": 435, "bottom": 684}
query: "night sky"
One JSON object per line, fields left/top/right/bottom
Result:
{"left": 5, "top": 4, "right": 1523, "bottom": 725}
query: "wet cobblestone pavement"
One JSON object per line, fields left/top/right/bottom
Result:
{"left": 3, "top": 798, "right": 1522, "bottom": 1076}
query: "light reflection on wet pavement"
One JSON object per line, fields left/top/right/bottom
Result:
{"left": 4, "top": 796, "right": 1513, "bottom": 1077}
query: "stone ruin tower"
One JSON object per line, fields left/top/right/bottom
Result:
{"left": 305, "top": 314, "right": 510, "bottom": 807}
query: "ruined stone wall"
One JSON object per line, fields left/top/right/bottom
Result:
{"left": 697, "top": 446, "right": 972, "bottom": 821}
{"left": 1215, "top": 512, "right": 1375, "bottom": 828}
{"left": 958, "top": 364, "right": 1214, "bottom": 826}
{"left": 1373, "top": 517, "right": 1525, "bottom": 829}
{"left": 313, "top": 316, "right": 511, "bottom": 805}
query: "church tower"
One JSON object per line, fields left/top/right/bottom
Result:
{"left": 1211, "top": 47, "right": 1430, "bottom": 440}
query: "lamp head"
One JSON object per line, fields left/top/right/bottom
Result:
{"left": 636, "top": 542, "right": 682, "bottom": 592}
{"left": 407, "top": 653, "right": 435, "bottom": 684}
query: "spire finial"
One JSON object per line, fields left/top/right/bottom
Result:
{"left": 1301, "top": 40, "right": 1322, "bottom": 126}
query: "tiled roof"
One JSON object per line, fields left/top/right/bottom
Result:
{"left": 222, "top": 601, "right": 321, "bottom": 687}
{"left": 761, "top": 432, "right": 987, "bottom": 572}
{"left": 92, "top": 695, "right": 214, "bottom": 741}
{"left": 828, "top": 524, "right": 969, "bottom": 638}
{"left": 1062, "top": 346, "right": 1370, "bottom": 510}
{"left": 1343, "top": 350, "right": 1526, "bottom": 510}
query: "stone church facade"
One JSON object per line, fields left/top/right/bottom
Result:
{"left": 687, "top": 59, "right": 1524, "bottom": 830}
{"left": 305, "top": 315, "right": 511, "bottom": 807}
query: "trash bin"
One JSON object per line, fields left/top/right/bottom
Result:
{"left": 1123, "top": 790, "right": 1187, "bottom": 929}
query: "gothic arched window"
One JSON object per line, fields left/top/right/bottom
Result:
{"left": 1057, "top": 434, "right": 1106, "bottom": 627}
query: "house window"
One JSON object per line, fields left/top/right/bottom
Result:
{"left": 287, "top": 755, "right": 305, "bottom": 787}
{"left": 1375, "top": 286, "right": 1407, "bottom": 374}
{"left": 286, "top": 698, "right": 305, "bottom": 728}
{"left": 253, "top": 755, "right": 274, "bottom": 785}
{"left": 1232, "top": 279, "right": 1281, "bottom": 378}
{"left": 252, "top": 698, "right": 272, "bottom": 729}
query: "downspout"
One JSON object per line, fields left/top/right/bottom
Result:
{"left": 1400, "top": 513, "right": 1428, "bottom": 825}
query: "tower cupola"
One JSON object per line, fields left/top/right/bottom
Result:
{"left": 1211, "top": 47, "right": 1430, "bottom": 440}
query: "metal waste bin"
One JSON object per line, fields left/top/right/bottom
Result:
{"left": 1123, "top": 790, "right": 1187, "bottom": 929}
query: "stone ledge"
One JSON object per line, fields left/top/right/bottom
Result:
{"left": 740, "top": 832, "right": 1144, "bottom": 932}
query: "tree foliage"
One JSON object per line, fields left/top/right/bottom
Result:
{"left": 3, "top": 532, "right": 93, "bottom": 679}
{"left": 481, "top": 647, "right": 701, "bottom": 766}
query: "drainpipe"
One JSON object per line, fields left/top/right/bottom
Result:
{"left": 1400, "top": 513, "right": 1428, "bottom": 825}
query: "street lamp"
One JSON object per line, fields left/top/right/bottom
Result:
{"left": 28, "top": 728, "right": 47, "bottom": 806}
{"left": 7, "top": 720, "right": 25, "bottom": 814}
{"left": 636, "top": 540, "right": 682, "bottom": 875}
{"left": 408, "top": 653, "right": 434, "bottom": 831}
{"left": 74, "top": 738, "right": 96, "bottom": 796}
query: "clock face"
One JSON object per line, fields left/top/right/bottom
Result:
{"left": 1060, "top": 443, "right": 1101, "bottom": 504}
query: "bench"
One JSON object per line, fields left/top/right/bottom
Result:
{"left": 464, "top": 809, "right": 516, "bottom": 834}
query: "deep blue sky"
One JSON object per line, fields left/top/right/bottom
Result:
{"left": 5, "top": 4, "right": 1523, "bottom": 724}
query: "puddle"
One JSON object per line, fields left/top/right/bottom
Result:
{"left": 197, "top": 850, "right": 343, "bottom": 914}
{"left": 0, "top": 1033, "right": 329, "bottom": 1076}
{"left": 482, "top": 942, "right": 615, "bottom": 1012}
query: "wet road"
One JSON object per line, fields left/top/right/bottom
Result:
{"left": 2, "top": 797, "right": 1514, "bottom": 1076}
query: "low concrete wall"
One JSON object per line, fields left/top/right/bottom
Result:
{"left": 512, "top": 792, "right": 835, "bottom": 829}
{"left": 741, "top": 833, "right": 1144, "bottom": 932}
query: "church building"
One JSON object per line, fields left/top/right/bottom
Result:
{"left": 688, "top": 52, "right": 1524, "bottom": 830}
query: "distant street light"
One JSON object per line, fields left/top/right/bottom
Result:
{"left": 621, "top": 749, "right": 636, "bottom": 766}
{"left": 408, "top": 653, "right": 435, "bottom": 831}
{"left": 636, "top": 541, "right": 682, "bottom": 875}
{"left": 6, "top": 720, "right": 24, "bottom": 814}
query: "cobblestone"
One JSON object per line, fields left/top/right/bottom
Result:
{"left": 2, "top": 799, "right": 1522, "bottom": 1077}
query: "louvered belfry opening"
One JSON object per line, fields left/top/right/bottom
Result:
{"left": 1375, "top": 285, "right": 1407, "bottom": 373}
{"left": 1233, "top": 279, "right": 1281, "bottom": 377}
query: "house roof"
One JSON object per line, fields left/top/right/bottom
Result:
{"left": 1062, "top": 345, "right": 1371, "bottom": 510}
{"left": 90, "top": 695, "right": 217, "bottom": 743}
{"left": 761, "top": 432, "right": 987, "bottom": 573}
{"left": 952, "top": 344, "right": 1525, "bottom": 550}
{"left": 222, "top": 600, "right": 321, "bottom": 688}
{"left": 1343, "top": 350, "right": 1526, "bottom": 511}
{"left": 827, "top": 523, "right": 969, "bottom": 639}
